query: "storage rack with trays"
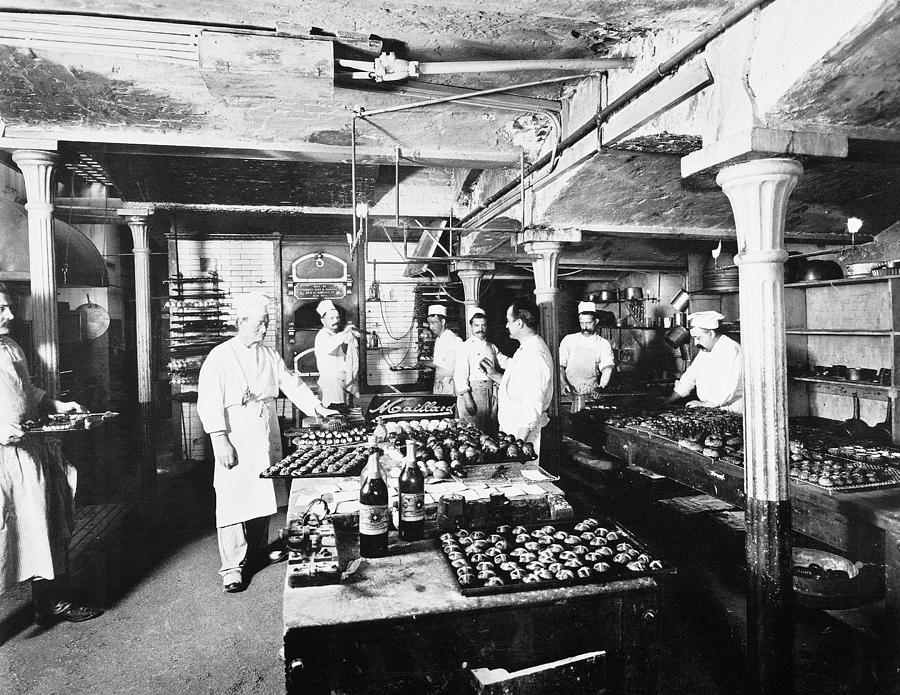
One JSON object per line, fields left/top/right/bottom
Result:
{"left": 693, "top": 274, "right": 900, "bottom": 444}
{"left": 165, "top": 271, "right": 232, "bottom": 386}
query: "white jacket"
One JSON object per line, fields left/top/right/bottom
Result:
{"left": 673, "top": 334, "right": 743, "bottom": 413}
{"left": 497, "top": 333, "right": 554, "bottom": 437}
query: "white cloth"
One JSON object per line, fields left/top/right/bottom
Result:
{"left": 559, "top": 332, "right": 615, "bottom": 392}
{"left": 673, "top": 334, "right": 743, "bottom": 413}
{"left": 498, "top": 334, "right": 554, "bottom": 442}
{"left": 316, "top": 299, "right": 338, "bottom": 318}
{"left": 577, "top": 301, "right": 596, "bottom": 314}
{"left": 198, "top": 337, "right": 322, "bottom": 527}
{"left": 0, "top": 336, "right": 76, "bottom": 593}
{"left": 233, "top": 292, "right": 271, "bottom": 319}
{"left": 314, "top": 328, "right": 359, "bottom": 404}
{"left": 428, "top": 304, "right": 447, "bottom": 317}
{"left": 432, "top": 329, "right": 463, "bottom": 392}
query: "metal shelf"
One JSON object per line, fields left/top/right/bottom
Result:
{"left": 789, "top": 376, "right": 895, "bottom": 401}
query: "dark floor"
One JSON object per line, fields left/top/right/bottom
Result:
{"left": 1, "top": 422, "right": 899, "bottom": 694}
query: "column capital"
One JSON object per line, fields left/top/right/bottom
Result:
{"left": 11, "top": 149, "right": 58, "bottom": 167}
{"left": 450, "top": 259, "right": 495, "bottom": 274}
{"left": 117, "top": 207, "right": 154, "bottom": 221}
{"left": 119, "top": 209, "right": 153, "bottom": 250}
{"left": 515, "top": 226, "right": 581, "bottom": 247}
{"left": 716, "top": 158, "right": 803, "bottom": 258}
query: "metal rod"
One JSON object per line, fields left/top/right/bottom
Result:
{"left": 459, "top": 0, "right": 774, "bottom": 227}
{"left": 416, "top": 58, "right": 633, "bottom": 75}
{"left": 520, "top": 148, "right": 526, "bottom": 231}
{"left": 351, "top": 116, "right": 358, "bottom": 250}
{"left": 356, "top": 74, "right": 593, "bottom": 118}
{"left": 395, "top": 146, "right": 401, "bottom": 229}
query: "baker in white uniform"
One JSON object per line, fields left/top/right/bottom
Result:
{"left": 454, "top": 307, "right": 507, "bottom": 434}
{"left": 559, "top": 300, "right": 616, "bottom": 412}
{"left": 662, "top": 310, "right": 743, "bottom": 413}
{"left": 198, "top": 292, "right": 336, "bottom": 593}
{"left": 420, "top": 304, "right": 462, "bottom": 395}
{"left": 313, "top": 299, "right": 360, "bottom": 406}
{"left": 480, "top": 298, "right": 554, "bottom": 454}
{"left": 0, "top": 284, "right": 102, "bottom": 625}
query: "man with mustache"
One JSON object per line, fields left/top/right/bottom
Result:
{"left": 420, "top": 304, "right": 462, "bottom": 396}
{"left": 662, "top": 310, "right": 743, "bottom": 413}
{"left": 313, "top": 299, "right": 360, "bottom": 406}
{"left": 558, "top": 301, "right": 615, "bottom": 413}
{"left": 454, "top": 307, "right": 507, "bottom": 433}
{"left": 198, "top": 292, "right": 337, "bottom": 593}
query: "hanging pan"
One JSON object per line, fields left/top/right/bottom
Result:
{"left": 842, "top": 394, "right": 872, "bottom": 440}
{"left": 75, "top": 293, "right": 110, "bottom": 340}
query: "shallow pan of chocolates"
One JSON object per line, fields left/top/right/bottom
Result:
{"left": 437, "top": 517, "right": 675, "bottom": 597}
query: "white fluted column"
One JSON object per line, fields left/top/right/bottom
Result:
{"left": 12, "top": 150, "right": 59, "bottom": 397}
{"left": 451, "top": 260, "right": 494, "bottom": 335}
{"left": 119, "top": 209, "right": 153, "bottom": 403}
{"left": 717, "top": 157, "right": 802, "bottom": 695}
{"left": 119, "top": 208, "right": 156, "bottom": 497}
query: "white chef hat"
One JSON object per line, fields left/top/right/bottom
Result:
{"left": 427, "top": 304, "right": 447, "bottom": 317}
{"left": 467, "top": 306, "right": 486, "bottom": 323}
{"left": 316, "top": 299, "right": 339, "bottom": 318}
{"left": 577, "top": 301, "right": 596, "bottom": 315}
{"left": 232, "top": 292, "right": 271, "bottom": 319}
{"left": 688, "top": 310, "right": 725, "bottom": 330}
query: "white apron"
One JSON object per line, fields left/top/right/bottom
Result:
{"left": 214, "top": 397, "right": 281, "bottom": 527}
{"left": 0, "top": 337, "right": 76, "bottom": 592}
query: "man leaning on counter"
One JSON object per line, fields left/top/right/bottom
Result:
{"left": 661, "top": 310, "right": 743, "bottom": 413}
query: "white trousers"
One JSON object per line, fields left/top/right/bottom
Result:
{"left": 216, "top": 515, "right": 270, "bottom": 581}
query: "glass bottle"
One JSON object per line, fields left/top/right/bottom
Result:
{"left": 398, "top": 441, "right": 425, "bottom": 541}
{"left": 359, "top": 450, "right": 389, "bottom": 557}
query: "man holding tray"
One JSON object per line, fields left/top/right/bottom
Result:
{"left": 0, "top": 284, "right": 103, "bottom": 625}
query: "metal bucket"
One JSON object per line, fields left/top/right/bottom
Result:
{"left": 669, "top": 289, "right": 690, "bottom": 312}
{"left": 664, "top": 324, "right": 691, "bottom": 350}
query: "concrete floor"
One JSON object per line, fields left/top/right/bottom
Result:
{"left": 0, "top": 472, "right": 287, "bottom": 695}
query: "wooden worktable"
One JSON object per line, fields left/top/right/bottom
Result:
{"left": 282, "top": 477, "right": 662, "bottom": 695}
{"left": 580, "top": 422, "right": 900, "bottom": 611}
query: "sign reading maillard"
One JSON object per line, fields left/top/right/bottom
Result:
{"left": 365, "top": 394, "right": 457, "bottom": 422}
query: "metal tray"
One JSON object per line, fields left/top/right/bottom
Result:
{"left": 262, "top": 443, "right": 374, "bottom": 478}
{"left": 450, "top": 461, "right": 559, "bottom": 484}
{"left": 438, "top": 517, "right": 675, "bottom": 597}
{"left": 23, "top": 411, "right": 119, "bottom": 434}
{"left": 790, "top": 465, "right": 900, "bottom": 494}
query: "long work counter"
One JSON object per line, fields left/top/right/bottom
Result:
{"left": 577, "top": 422, "right": 900, "bottom": 615}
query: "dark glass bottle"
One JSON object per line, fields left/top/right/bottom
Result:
{"left": 359, "top": 450, "right": 389, "bottom": 557}
{"left": 398, "top": 441, "right": 425, "bottom": 541}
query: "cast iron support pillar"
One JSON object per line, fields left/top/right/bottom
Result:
{"left": 119, "top": 208, "right": 156, "bottom": 498}
{"left": 516, "top": 227, "right": 581, "bottom": 467}
{"left": 717, "top": 158, "right": 802, "bottom": 695}
{"left": 12, "top": 150, "right": 59, "bottom": 397}
{"left": 451, "top": 260, "right": 495, "bottom": 336}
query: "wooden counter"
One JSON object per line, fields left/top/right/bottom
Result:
{"left": 579, "top": 423, "right": 900, "bottom": 611}
{"left": 282, "top": 477, "right": 662, "bottom": 694}
{"left": 282, "top": 533, "right": 661, "bottom": 695}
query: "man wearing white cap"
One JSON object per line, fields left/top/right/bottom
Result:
{"left": 558, "top": 301, "right": 615, "bottom": 413}
{"left": 198, "top": 292, "right": 337, "bottom": 593}
{"left": 454, "top": 307, "right": 508, "bottom": 433}
{"left": 313, "top": 299, "right": 360, "bottom": 405}
{"left": 662, "top": 310, "right": 743, "bottom": 413}
{"left": 421, "top": 304, "right": 462, "bottom": 395}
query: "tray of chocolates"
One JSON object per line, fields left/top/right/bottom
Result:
{"left": 438, "top": 517, "right": 675, "bottom": 597}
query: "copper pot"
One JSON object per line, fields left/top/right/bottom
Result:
{"left": 594, "top": 289, "right": 619, "bottom": 303}
{"left": 669, "top": 289, "right": 690, "bottom": 312}
{"left": 623, "top": 287, "right": 644, "bottom": 300}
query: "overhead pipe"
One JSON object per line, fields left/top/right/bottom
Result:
{"left": 459, "top": 0, "right": 775, "bottom": 228}
{"left": 416, "top": 58, "right": 633, "bottom": 75}
{"left": 356, "top": 74, "right": 593, "bottom": 118}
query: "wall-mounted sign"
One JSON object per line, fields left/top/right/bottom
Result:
{"left": 365, "top": 394, "right": 457, "bottom": 422}
{"left": 292, "top": 282, "right": 347, "bottom": 300}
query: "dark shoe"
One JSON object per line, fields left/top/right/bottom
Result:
{"left": 35, "top": 602, "right": 103, "bottom": 626}
{"left": 222, "top": 581, "right": 244, "bottom": 593}
{"left": 266, "top": 549, "right": 288, "bottom": 565}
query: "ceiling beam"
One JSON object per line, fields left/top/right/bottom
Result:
{"left": 2, "top": 133, "right": 520, "bottom": 168}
